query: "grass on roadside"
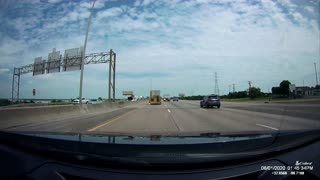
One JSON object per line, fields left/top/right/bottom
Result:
{"left": 221, "top": 97, "right": 271, "bottom": 102}
{"left": 48, "top": 102, "right": 72, "bottom": 105}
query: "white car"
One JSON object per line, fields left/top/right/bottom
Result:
{"left": 90, "top": 99, "right": 103, "bottom": 104}
{"left": 73, "top": 98, "right": 89, "bottom": 104}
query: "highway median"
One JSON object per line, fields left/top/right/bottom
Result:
{"left": 0, "top": 100, "right": 144, "bottom": 130}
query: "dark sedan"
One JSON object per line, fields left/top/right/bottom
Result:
{"left": 200, "top": 95, "right": 221, "bottom": 108}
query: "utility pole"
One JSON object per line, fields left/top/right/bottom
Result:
{"left": 248, "top": 81, "right": 252, "bottom": 96}
{"left": 314, "top": 62, "right": 319, "bottom": 86}
{"left": 79, "top": 0, "right": 95, "bottom": 105}
{"left": 228, "top": 85, "right": 231, "bottom": 94}
{"left": 214, "top": 72, "right": 219, "bottom": 95}
{"left": 232, "top": 84, "right": 235, "bottom": 93}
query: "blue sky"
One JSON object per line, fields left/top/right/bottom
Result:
{"left": 0, "top": 0, "right": 319, "bottom": 99}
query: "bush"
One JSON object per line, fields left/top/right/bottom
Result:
{"left": 51, "top": 99, "right": 57, "bottom": 103}
{"left": 228, "top": 91, "right": 248, "bottom": 99}
{"left": 248, "top": 87, "right": 261, "bottom": 99}
{"left": 180, "top": 95, "right": 204, "bottom": 100}
{"left": 0, "top": 99, "right": 11, "bottom": 106}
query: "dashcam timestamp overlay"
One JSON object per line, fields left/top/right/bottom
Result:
{"left": 261, "top": 161, "right": 314, "bottom": 176}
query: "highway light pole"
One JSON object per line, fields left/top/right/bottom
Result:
{"left": 79, "top": 0, "right": 96, "bottom": 105}
{"left": 314, "top": 62, "right": 319, "bottom": 86}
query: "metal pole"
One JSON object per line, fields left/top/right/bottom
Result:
{"left": 314, "top": 62, "right": 319, "bottom": 86}
{"left": 248, "top": 81, "right": 252, "bottom": 96}
{"left": 17, "top": 70, "right": 20, "bottom": 103}
{"left": 11, "top": 68, "right": 15, "bottom": 104}
{"left": 79, "top": 0, "right": 95, "bottom": 105}
{"left": 113, "top": 52, "right": 116, "bottom": 101}
{"left": 108, "top": 49, "right": 112, "bottom": 101}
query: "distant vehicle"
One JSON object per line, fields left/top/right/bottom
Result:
{"left": 163, "top": 97, "right": 170, "bottom": 101}
{"left": 162, "top": 94, "right": 170, "bottom": 101}
{"left": 73, "top": 98, "right": 89, "bottom": 104}
{"left": 90, "top": 99, "right": 103, "bottom": 104}
{"left": 173, "top": 97, "right": 179, "bottom": 101}
{"left": 149, "top": 90, "right": 161, "bottom": 105}
{"left": 200, "top": 95, "right": 220, "bottom": 108}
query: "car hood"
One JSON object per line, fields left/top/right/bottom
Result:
{"left": 0, "top": 130, "right": 319, "bottom": 165}
{"left": 8, "top": 131, "right": 275, "bottom": 145}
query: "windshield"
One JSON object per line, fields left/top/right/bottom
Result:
{"left": 0, "top": 0, "right": 319, "bottom": 153}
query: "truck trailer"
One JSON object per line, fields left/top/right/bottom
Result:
{"left": 149, "top": 90, "right": 161, "bottom": 105}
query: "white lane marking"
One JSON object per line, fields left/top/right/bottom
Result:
{"left": 256, "top": 124, "right": 279, "bottom": 130}
{"left": 167, "top": 109, "right": 171, "bottom": 113}
{"left": 200, "top": 108, "right": 207, "bottom": 111}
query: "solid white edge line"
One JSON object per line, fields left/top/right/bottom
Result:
{"left": 256, "top": 124, "right": 279, "bottom": 130}
{"left": 167, "top": 109, "right": 171, "bottom": 113}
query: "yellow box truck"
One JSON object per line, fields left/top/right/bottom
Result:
{"left": 149, "top": 90, "right": 161, "bottom": 105}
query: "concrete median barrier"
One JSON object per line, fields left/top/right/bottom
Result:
{"left": 0, "top": 100, "right": 142, "bottom": 129}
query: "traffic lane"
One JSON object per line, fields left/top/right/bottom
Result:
{"left": 176, "top": 101, "right": 319, "bottom": 131}
{"left": 183, "top": 100, "right": 320, "bottom": 109}
{"left": 221, "top": 108, "right": 320, "bottom": 130}
{"left": 91, "top": 100, "right": 319, "bottom": 135}
{"left": 91, "top": 102, "right": 181, "bottom": 134}
{"left": 225, "top": 106, "right": 320, "bottom": 121}
{"left": 181, "top": 100, "right": 320, "bottom": 130}
{"left": 181, "top": 100, "right": 320, "bottom": 121}
{"left": 166, "top": 101, "right": 272, "bottom": 133}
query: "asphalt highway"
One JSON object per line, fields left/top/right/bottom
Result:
{"left": 4, "top": 100, "right": 320, "bottom": 135}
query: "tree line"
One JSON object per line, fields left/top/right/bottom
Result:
{"left": 180, "top": 80, "right": 291, "bottom": 100}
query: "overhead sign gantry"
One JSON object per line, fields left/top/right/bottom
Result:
{"left": 11, "top": 48, "right": 116, "bottom": 103}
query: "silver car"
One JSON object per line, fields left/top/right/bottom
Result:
{"left": 200, "top": 95, "right": 221, "bottom": 108}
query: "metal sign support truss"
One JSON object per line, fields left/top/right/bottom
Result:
{"left": 11, "top": 49, "right": 116, "bottom": 103}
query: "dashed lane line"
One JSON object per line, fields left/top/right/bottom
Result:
{"left": 256, "top": 123, "right": 279, "bottom": 130}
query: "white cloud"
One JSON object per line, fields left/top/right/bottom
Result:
{"left": 305, "top": 6, "right": 314, "bottom": 13}
{"left": 80, "top": 1, "right": 105, "bottom": 9}
{"left": 141, "top": 0, "right": 157, "bottom": 6}
{"left": 96, "top": 7, "right": 122, "bottom": 19}
{"left": 48, "top": 0, "right": 63, "bottom": 3}
{"left": 0, "top": 68, "right": 10, "bottom": 74}
{"left": 0, "top": 38, "right": 28, "bottom": 56}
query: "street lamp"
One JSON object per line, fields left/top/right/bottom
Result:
{"left": 79, "top": 0, "right": 96, "bottom": 105}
